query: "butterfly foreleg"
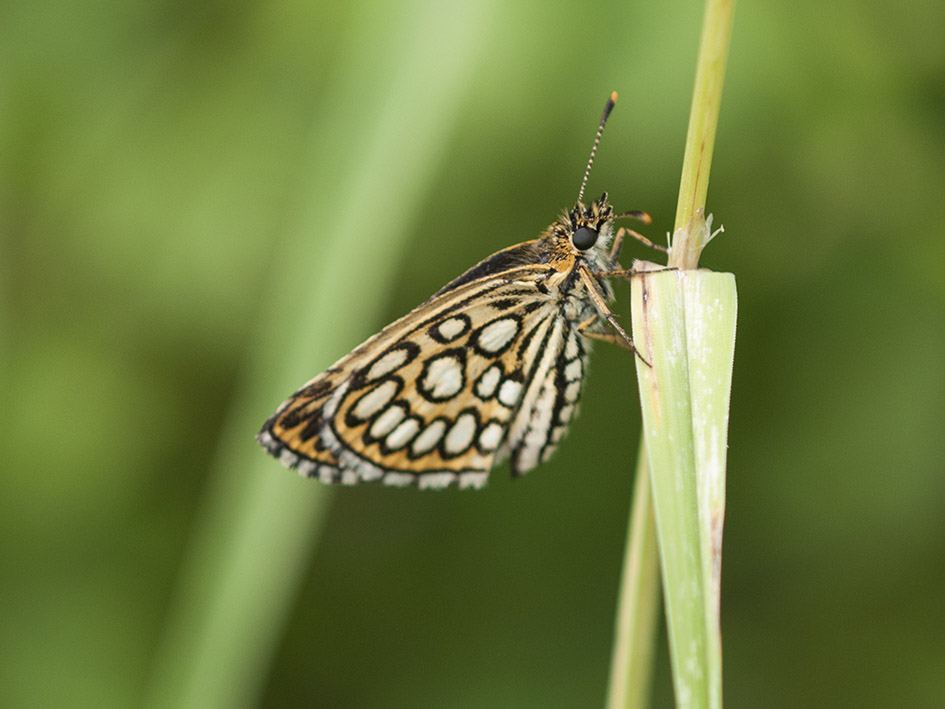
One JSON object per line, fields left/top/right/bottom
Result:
{"left": 610, "top": 209, "right": 655, "bottom": 258}
{"left": 609, "top": 227, "right": 625, "bottom": 261}
{"left": 577, "top": 264, "right": 650, "bottom": 366}
{"left": 621, "top": 227, "right": 668, "bottom": 254}
{"left": 578, "top": 319, "right": 634, "bottom": 351}
{"left": 593, "top": 265, "right": 677, "bottom": 280}
{"left": 609, "top": 225, "right": 667, "bottom": 262}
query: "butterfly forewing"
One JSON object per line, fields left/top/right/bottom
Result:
{"left": 258, "top": 265, "right": 586, "bottom": 489}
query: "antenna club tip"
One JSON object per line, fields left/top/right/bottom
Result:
{"left": 610, "top": 91, "right": 618, "bottom": 104}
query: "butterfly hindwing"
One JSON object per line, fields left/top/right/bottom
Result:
{"left": 508, "top": 324, "right": 588, "bottom": 475}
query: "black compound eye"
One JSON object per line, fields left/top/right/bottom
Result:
{"left": 571, "top": 226, "right": 599, "bottom": 250}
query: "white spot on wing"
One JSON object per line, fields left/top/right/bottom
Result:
{"left": 367, "top": 348, "right": 409, "bottom": 380}
{"left": 369, "top": 405, "right": 406, "bottom": 438}
{"left": 564, "top": 331, "right": 580, "bottom": 359}
{"left": 476, "top": 318, "right": 520, "bottom": 353}
{"left": 297, "top": 459, "right": 316, "bottom": 477}
{"left": 279, "top": 449, "right": 299, "bottom": 468}
{"left": 444, "top": 412, "right": 477, "bottom": 455}
{"left": 564, "top": 380, "right": 582, "bottom": 404}
{"left": 358, "top": 464, "right": 384, "bottom": 482}
{"left": 478, "top": 421, "right": 505, "bottom": 452}
{"left": 352, "top": 380, "right": 398, "bottom": 420}
{"left": 475, "top": 365, "right": 502, "bottom": 399}
{"left": 435, "top": 316, "right": 469, "bottom": 341}
{"left": 385, "top": 417, "right": 421, "bottom": 450}
{"left": 418, "top": 472, "right": 456, "bottom": 490}
{"left": 411, "top": 419, "right": 447, "bottom": 456}
{"left": 558, "top": 404, "right": 575, "bottom": 424}
{"left": 322, "top": 380, "right": 349, "bottom": 420}
{"left": 338, "top": 449, "right": 384, "bottom": 482}
{"left": 384, "top": 471, "right": 415, "bottom": 487}
{"left": 498, "top": 379, "right": 523, "bottom": 407}
{"left": 459, "top": 472, "right": 488, "bottom": 489}
{"left": 258, "top": 430, "right": 277, "bottom": 452}
{"left": 564, "top": 358, "right": 583, "bottom": 382}
{"left": 421, "top": 355, "right": 464, "bottom": 399}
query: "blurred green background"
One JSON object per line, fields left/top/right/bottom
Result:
{"left": 3, "top": 0, "right": 944, "bottom": 707}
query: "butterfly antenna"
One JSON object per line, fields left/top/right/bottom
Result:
{"left": 577, "top": 91, "right": 618, "bottom": 204}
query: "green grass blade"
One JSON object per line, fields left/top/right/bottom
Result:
{"left": 631, "top": 263, "right": 736, "bottom": 709}
{"left": 606, "top": 441, "right": 661, "bottom": 709}
{"left": 682, "top": 265, "right": 737, "bottom": 660}
{"left": 673, "top": 0, "right": 736, "bottom": 268}
{"left": 608, "top": 0, "right": 735, "bottom": 705}
{"left": 631, "top": 267, "right": 704, "bottom": 707}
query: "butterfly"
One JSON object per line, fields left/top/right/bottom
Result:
{"left": 257, "top": 92, "right": 665, "bottom": 489}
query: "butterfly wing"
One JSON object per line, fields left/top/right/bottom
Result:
{"left": 506, "top": 322, "right": 588, "bottom": 475}
{"left": 258, "top": 261, "right": 588, "bottom": 489}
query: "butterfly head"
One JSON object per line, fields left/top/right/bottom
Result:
{"left": 556, "top": 192, "right": 616, "bottom": 256}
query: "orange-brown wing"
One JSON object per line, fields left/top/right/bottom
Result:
{"left": 258, "top": 267, "right": 571, "bottom": 489}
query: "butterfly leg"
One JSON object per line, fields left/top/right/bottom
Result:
{"left": 611, "top": 209, "right": 653, "bottom": 261}
{"left": 578, "top": 321, "right": 634, "bottom": 351}
{"left": 609, "top": 227, "right": 626, "bottom": 261}
{"left": 594, "top": 265, "right": 677, "bottom": 280}
{"left": 610, "top": 227, "right": 668, "bottom": 261}
{"left": 577, "top": 264, "right": 650, "bottom": 366}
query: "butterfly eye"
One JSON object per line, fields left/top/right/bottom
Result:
{"left": 571, "top": 226, "right": 598, "bottom": 250}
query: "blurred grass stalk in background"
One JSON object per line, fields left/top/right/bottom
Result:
{"left": 144, "top": 2, "right": 494, "bottom": 707}
{"left": 607, "top": 0, "right": 736, "bottom": 707}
